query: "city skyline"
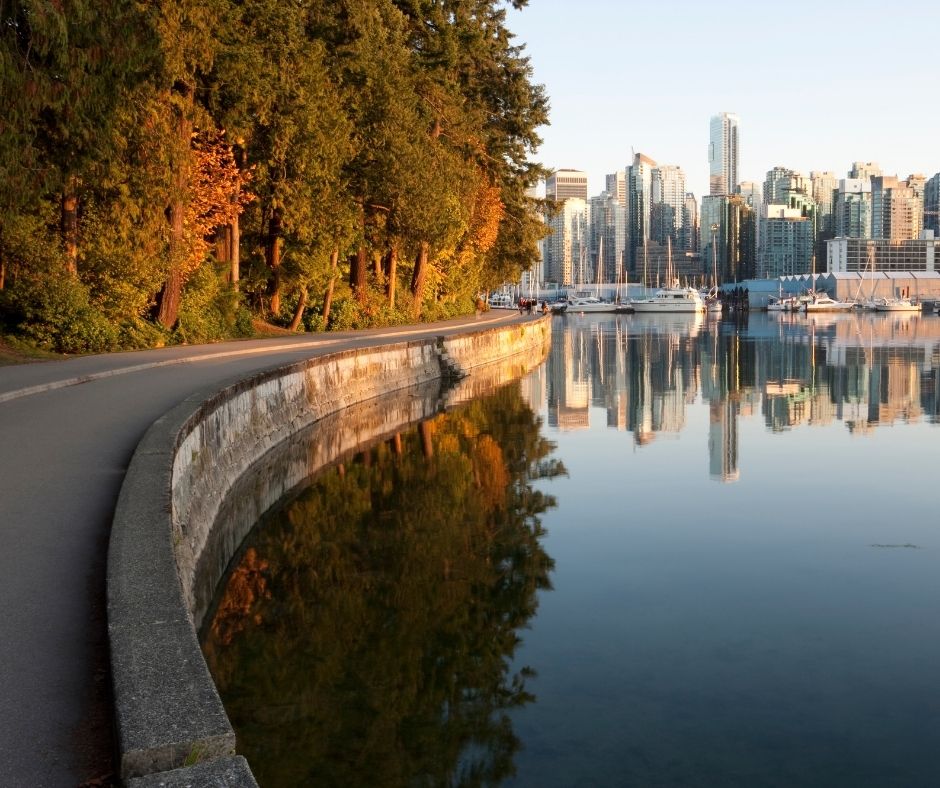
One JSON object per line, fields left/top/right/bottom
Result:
{"left": 506, "top": 0, "right": 940, "bottom": 199}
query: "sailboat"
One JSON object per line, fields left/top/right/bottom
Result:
{"left": 566, "top": 235, "right": 622, "bottom": 313}
{"left": 631, "top": 237, "right": 705, "bottom": 313}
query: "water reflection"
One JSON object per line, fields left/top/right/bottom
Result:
{"left": 202, "top": 385, "right": 563, "bottom": 787}
{"left": 541, "top": 312, "right": 940, "bottom": 481}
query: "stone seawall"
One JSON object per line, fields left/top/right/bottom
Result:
{"left": 108, "top": 318, "right": 550, "bottom": 785}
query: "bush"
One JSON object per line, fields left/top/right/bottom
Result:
{"left": 0, "top": 274, "right": 119, "bottom": 354}
{"left": 174, "top": 261, "right": 252, "bottom": 344}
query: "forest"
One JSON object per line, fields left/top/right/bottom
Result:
{"left": 0, "top": 0, "right": 548, "bottom": 354}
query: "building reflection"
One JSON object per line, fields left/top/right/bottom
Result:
{"left": 538, "top": 312, "right": 940, "bottom": 482}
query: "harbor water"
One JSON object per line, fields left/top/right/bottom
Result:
{"left": 203, "top": 310, "right": 940, "bottom": 787}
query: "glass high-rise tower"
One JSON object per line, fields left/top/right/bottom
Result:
{"left": 708, "top": 112, "right": 739, "bottom": 195}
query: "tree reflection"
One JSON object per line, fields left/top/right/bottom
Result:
{"left": 202, "top": 383, "right": 564, "bottom": 787}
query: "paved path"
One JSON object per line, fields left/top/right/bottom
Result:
{"left": 0, "top": 312, "right": 523, "bottom": 786}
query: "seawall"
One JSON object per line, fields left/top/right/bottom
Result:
{"left": 107, "top": 318, "right": 551, "bottom": 785}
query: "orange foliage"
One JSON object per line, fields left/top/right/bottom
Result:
{"left": 184, "top": 130, "right": 254, "bottom": 275}
{"left": 467, "top": 179, "right": 503, "bottom": 255}
{"left": 209, "top": 547, "right": 270, "bottom": 646}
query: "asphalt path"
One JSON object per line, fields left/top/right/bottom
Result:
{"left": 0, "top": 311, "right": 523, "bottom": 786}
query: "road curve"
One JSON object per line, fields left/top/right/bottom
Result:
{"left": 0, "top": 311, "right": 524, "bottom": 786}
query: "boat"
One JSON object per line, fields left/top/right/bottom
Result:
{"left": 873, "top": 297, "right": 921, "bottom": 313}
{"left": 766, "top": 295, "right": 799, "bottom": 312}
{"left": 487, "top": 292, "right": 516, "bottom": 310}
{"left": 800, "top": 291, "right": 854, "bottom": 313}
{"left": 631, "top": 279, "right": 706, "bottom": 313}
{"left": 702, "top": 284, "right": 722, "bottom": 314}
{"left": 566, "top": 291, "right": 622, "bottom": 313}
{"left": 549, "top": 300, "right": 569, "bottom": 314}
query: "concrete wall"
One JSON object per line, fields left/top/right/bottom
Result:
{"left": 108, "top": 319, "right": 550, "bottom": 785}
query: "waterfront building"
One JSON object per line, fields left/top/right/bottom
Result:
{"left": 627, "top": 153, "right": 657, "bottom": 276}
{"left": 546, "top": 169, "right": 588, "bottom": 202}
{"left": 826, "top": 235, "right": 940, "bottom": 273}
{"left": 926, "top": 172, "right": 940, "bottom": 236}
{"left": 651, "top": 165, "right": 686, "bottom": 246}
{"left": 701, "top": 194, "right": 755, "bottom": 284}
{"left": 708, "top": 112, "right": 739, "bottom": 195}
{"left": 588, "top": 191, "right": 626, "bottom": 283}
{"left": 760, "top": 206, "right": 813, "bottom": 277}
{"left": 682, "top": 192, "right": 699, "bottom": 252}
{"left": 871, "top": 175, "right": 923, "bottom": 241}
{"left": 834, "top": 178, "right": 872, "bottom": 238}
{"left": 543, "top": 197, "right": 587, "bottom": 285}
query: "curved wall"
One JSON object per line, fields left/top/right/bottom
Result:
{"left": 108, "top": 319, "right": 550, "bottom": 785}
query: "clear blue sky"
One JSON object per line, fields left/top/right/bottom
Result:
{"left": 506, "top": 0, "right": 939, "bottom": 198}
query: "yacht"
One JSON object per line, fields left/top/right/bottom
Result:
{"left": 873, "top": 297, "right": 921, "bottom": 313}
{"left": 800, "top": 291, "right": 854, "bottom": 313}
{"left": 487, "top": 292, "right": 516, "bottom": 310}
{"left": 631, "top": 280, "right": 706, "bottom": 313}
{"left": 566, "top": 292, "right": 629, "bottom": 313}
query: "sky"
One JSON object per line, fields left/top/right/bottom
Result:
{"left": 505, "top": 0, "right": 940, "bottom": 198}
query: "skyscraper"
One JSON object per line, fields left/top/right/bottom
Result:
{"left": 925, "top": 172, "right": 940, "bottom": 237}
{"left": 588, "top": 192, "right": 626, "bottom": 284}
{"left": 651, "top": 165, "right": 686, "bottom": 245}
{"left": 627, "top": 153, "right": 657, "bottom": 275}
{"left": 871, "top": 175, "right": 922, "bottom": 241}
{"left": 681, "top": 193, "right": 699, "bottom": 252}
{"left": 708, "top": 112, "right": 739, "bottom": 195}
{"left": 605, "top": 171, "right": 626, "bottom": 205}
{"left": 543, "top": 198, "right": 587, "bottom": 285}
{"left": 834, "top": 178, "right": 873, "bottom": 238}
{"left": 546, "top": 169, "right": 588, "bottom": 202}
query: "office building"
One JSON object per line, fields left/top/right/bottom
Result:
{"left": 627, "top": 153, "right": 656, "bottom": 275}
{"left": 827, "top": 235, "right": 940, "bottom": 273}
{"left": 701, "top": 194, "right": 756, "bottom": 283}
{"left": 543, "top": 198, "right": 587, "bottom": 285}
{"left": 588, "top": 192, "right": 626, "bottom": 283}
{"left": 834, "top": 178, "right": 872, "bottom": 238}
{"left": 708, "top": 112, "right": 739, "bottom": 195}
{"left": 682, "top": 193, "right": 699, "bottom": 252}
{"left": 925, "top": 172, "right": 940, "bottom": 237}
{"left": 605, "top": 171, "right": 626, "bottom": 206}
{"left": 546, "top": 169, "right": 588, "bottom": 202}
{"left": 760, "top": 206, "right": 813, "bottom": 277}
{"left": 651, "top": 165, "right": 686, "bottom": 246}
{"left": 849, "top": 161, "right": 882, "bottom": 180}
{"left": 871, "top": 175, "right": 923, "bottom": 241}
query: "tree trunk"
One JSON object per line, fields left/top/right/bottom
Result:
{"left": 266, "top": 209, "right": 283, "bottom": 316}
{"left": 410, "top": 241, "right": 428, "bottom": 317}
{"left": 349, "top": 245, "right": 367, "bottom": 303}
{"left": 229, "top": 213, "right": 240, "bottom": 288}
{"left": 322, "top": 247, "right": 339, "bottom": 326}
{"left": 156, "top": 84, "right": 193, "bottom": 329}
{"left": 288, "top": 284, "right": 307, "bottom": 331}
{"left": 384, "top": 245, "right": 398, "bottom": 309}
{"left": 61, "top": 185, "right": 79, "bottom": 276}
{"left": 372, "top": 250, "right": 382, "bottom": 279}
{"left": 0, "top": 253, "right": 5, "bottom": 291}
{"left": 419, "top": 420, "right": 433, "bottom": 459}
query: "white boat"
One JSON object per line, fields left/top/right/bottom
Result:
{"left": 487, "top": 292, "right": 516, "bottom": 309}
{"left": 800, "top": 292, "right": 854, "bottom": 313}
{"left": 566, "top": 292, "right": 622, "bottom": 313}
{"left": 702, "top": 286, "right": 723, "bottom": 314}
{"left": 631, "top": 280, "right": 706, "bottom": 313}
{"left": 766, "top": 296, "right": 798, "bottom": 312}
{"left": 873, "top": 297, "right": 921, "bottom": 313}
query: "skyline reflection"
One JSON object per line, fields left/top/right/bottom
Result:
{"left": 535, "top": 312, "right": 940, "bottom": 482}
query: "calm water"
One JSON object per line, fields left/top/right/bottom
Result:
{"left": 203, "top": 311, "right": 940, "bottom": 787}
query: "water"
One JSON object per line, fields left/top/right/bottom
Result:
{"left": 203, "top": 311, "right": 940, "bottom": 787}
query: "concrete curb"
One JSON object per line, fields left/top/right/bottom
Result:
{"left": 107, "top": 318, "right": 550, "bottom": 784}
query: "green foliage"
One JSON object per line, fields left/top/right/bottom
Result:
{"left": 0, "top": 0, "right": 549, "bottom": 351}
{"left": 174, "top": 260, "right": 251, "bottom": 344}
{"left": 0, "top": 272, "right": 119, "bottom": 354}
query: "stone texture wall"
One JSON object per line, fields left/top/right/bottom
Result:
{"left": 108, "top": 318, "right": 550, "bottom": 783}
